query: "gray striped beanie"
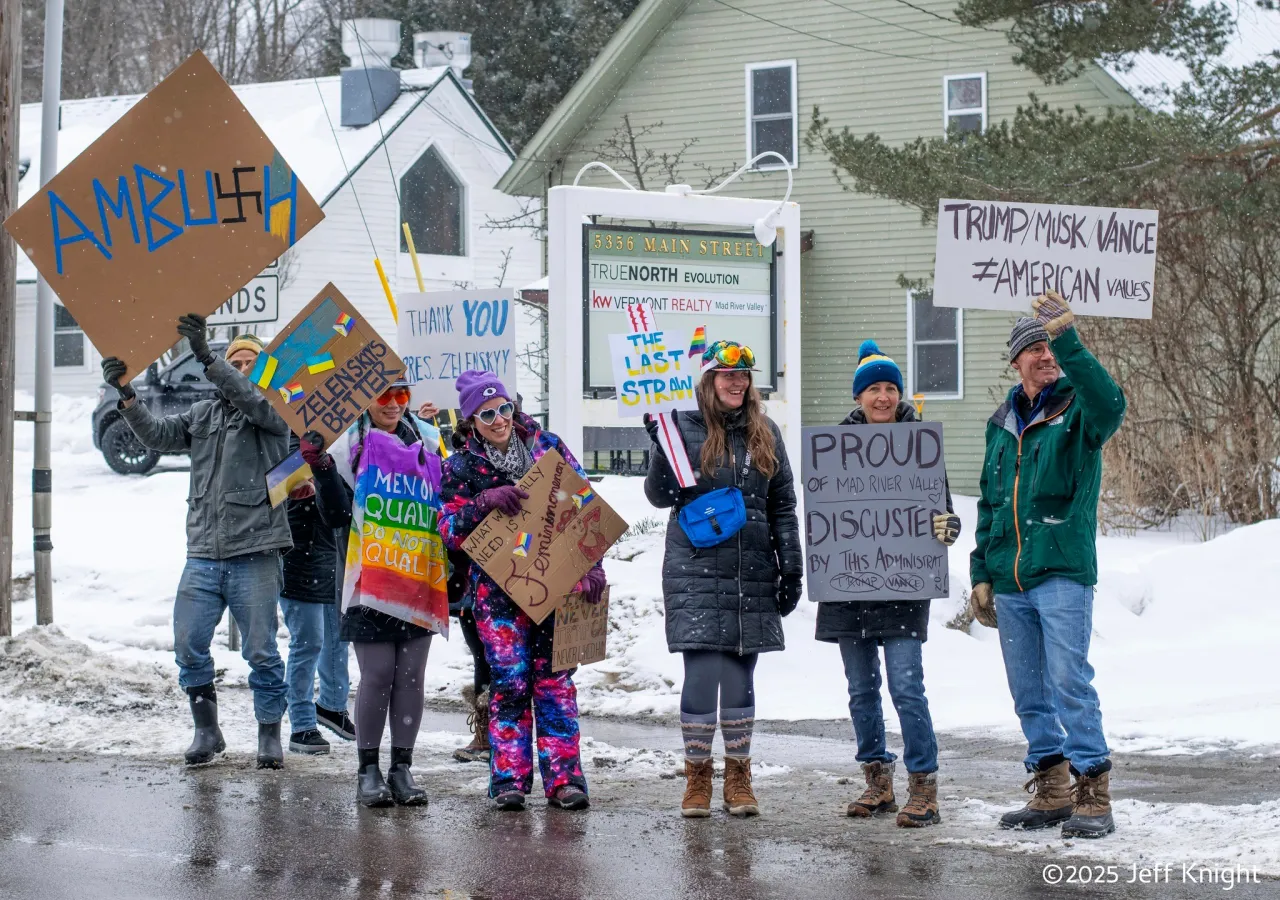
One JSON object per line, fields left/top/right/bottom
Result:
{"left": 1008, "top": 317, "right": 1050, "bottom": 361}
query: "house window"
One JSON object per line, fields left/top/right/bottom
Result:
{"left": 54, "top": 304, "right": 85, "bottom": 368}
{"left": 746, "top": 61, "right": 797, "bottom": 168}
{"left": 400, "top": 146, "right": 465, "bottom": 256}
{"left": 908, "top": 290, "right": 963, "bottom": 398}
{"left": 944, "top": 73, "right": 986, "bottom": 137}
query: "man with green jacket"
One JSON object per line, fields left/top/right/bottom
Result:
{"left": 968, "top": 291, "right": 1125, "bottom": 840}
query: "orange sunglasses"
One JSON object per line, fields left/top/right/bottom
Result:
{"left": 375, "top": 387, "right": 411, "bottom": 407}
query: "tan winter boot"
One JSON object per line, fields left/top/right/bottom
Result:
{"left": 1062, "top": 769, "right": 1116, "bottom": 839}
{"left": 846, "top": 761, "right": 897, "bottom": 817}
{"left": 680, "top": 758, "right": 714, "bottom": 818}
{"left": 896, "top": 772, "right": 941, "bottom": 827}
{"left": 999, "top": 759, "right": 1074, "bottom": 830}
{"left": 722, "top": 757, "right": 760, "bottom": 817}
{"left": 452, "top": 687, "right": 492, "bottom": 763}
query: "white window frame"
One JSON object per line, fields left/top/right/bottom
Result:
{"left": 907, "top": 289, "right": 964, "bottom": 400}
{"left": 943, "top": 72, "right": 987, "bottom": 136}
{"left": 745, "top": 60, "right": 798, "bottom": 170}
{"left": 53, "top": 302, "right": 89, "bottom": 371}
{"left": 396, "top": 141, "right": 474, "bottom": 282}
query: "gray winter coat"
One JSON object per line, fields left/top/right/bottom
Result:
{"left": 645, "top": 408, "right": 803, "bottom": 655}
{"left": 120, "top": 356, "right": 292, "bottom": 560}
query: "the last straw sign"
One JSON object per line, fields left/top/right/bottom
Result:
{"left": 802, "top": 423, "right": 950, "bottom": 603}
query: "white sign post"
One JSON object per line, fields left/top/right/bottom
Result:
{"left": 933, "top": 198, "right": 1158, "bottom": 318}
{"left": 397, "top": 289, "right": 517, "bottom": 408}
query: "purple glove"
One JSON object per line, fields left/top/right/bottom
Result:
{"left": 299, "top": 432, "right": 333, "bottom": 471}
{"left": 573, "top": 567, "right": 607, "bottom": 605}
{"left": 475, "top": 485, "right": 529, "bottom": 517}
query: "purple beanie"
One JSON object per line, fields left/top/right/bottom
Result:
{"left": 456, "top": 369, "right": 512, "bottom": 420}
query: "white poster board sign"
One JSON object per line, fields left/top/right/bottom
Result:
{"left": 397, "top": 289, "right": 517, "bottom": 408}
{"left": 933, "top": 199, "right": 1158, "bottom": 319}
{"left": 607, "top": 327, "right": 699, "bottom": 418}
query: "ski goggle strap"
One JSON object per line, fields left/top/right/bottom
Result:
{"left": 702, "top": 340, "right": 756, "bottom": 371}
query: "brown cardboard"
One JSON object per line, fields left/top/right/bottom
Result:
{"left": 552, "top": 589, "right": 609, "bottom": 673}
{"left": 461, "top": 449, "right": 628, "bottom": 624}
{"left": 3, "top": 51, "right": 324, "bottom": 379}
{"left": 250, "top": 283, "right": 406, "bottom": 448}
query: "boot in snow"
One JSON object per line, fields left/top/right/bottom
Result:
{"left": 356, "top": 748, "right": 394, "bottom": 808}
{"left": 184, "top": 684, "right": 226, "bottom": 766}
{"left": 1061, "top": 768, "right": 1115, "bottom": 839}
{"left": 256, "top": 722, "right": 284, "bottom": 770}
{"left": 722, "top": 757, "right": 759, "bottom": 817}
{"left": 288, "top": 729, "right": 331, "bottom": 755}
{"left": 999, "top": 758, "right": 1073, "bottom": 830}
{"left": 453, "top": 687, "right": 492, "bottom": 763}
{"left": 316, "top": 705, "right": 356, "bottom": 741}
{"left": 681, "top": 759, "right": 714, "bottom": 818}
{"left": 847, "top": 761, "right": 897, "bottom": 817}
{"left": 387, "top": 747, "right": 428, "bottom": 807}
{"left": 548, "top": 784, "right": 590, "bottom": 811}
{"left": 896, "top": 772, "right": 941, "bottom": 827}
{"left": 494, "top": 790, "right": 526, "bottom": 811}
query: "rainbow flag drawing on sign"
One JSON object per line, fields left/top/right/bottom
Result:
{"left": 278, "top": 382, "right": 304, "bottom": 403}
{"left": 688, "top": 325, "right": 707, "bottom": 361}
{"left": 333, "top": 312, "right": 354, "bottom": 336}
{"left": 572, "top": 485, "right": 595, "bottom": 510}
{"left": 306, "top": 353, "right": 335, "bottom": 375}
{"left": 512, "top": 532, "right": 533, "bottom": 557}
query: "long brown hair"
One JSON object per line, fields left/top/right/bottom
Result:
{"left": 696, "top": 371, "right": 777, "bottom": 480}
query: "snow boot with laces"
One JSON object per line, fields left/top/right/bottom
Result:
{"left": 453, "top": 686, "right": 491, "bottom": 763}
{"left": 999, "top": 758, "right": 1073, "bottom": 830}
{"left": 847, "top": 761, "right": 897, "bottom": 817}
{"left": 896, "top": 771, "right": 941, "bottom": 827}
{"left": 183, "top": 684, "right": 226, "bottom": 766}
{"left": 681, "top": 759, "right": 714, "bottom": 818}
{"left": 722, "top": 757, "right": 760, "bottom": 817}
{"left": 256, "top": 722, "right": 284, "bottom": 770}
{"left": 1061, "top": 768, "right": 1115, "bottom": 839}
{"left": 386, "top": 747, "right": 428, "bottom": 807}
{"left": 356, "top": 748, "right": 394, "bottom": 808}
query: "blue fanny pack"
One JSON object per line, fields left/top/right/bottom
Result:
{"left": 677, "top": 448, "right": 752, "bottom": 548}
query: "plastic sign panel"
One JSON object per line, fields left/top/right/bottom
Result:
{"left": 397, "top": 289, "right": 516, "bottom": 409}
{"left": 933, "top": 199, "right": 1157, "bottom": 318}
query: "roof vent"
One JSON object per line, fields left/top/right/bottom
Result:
{"left": 414, "top": 32, "right": 472, "bottom": 77}
{"left": 341, "top": 18, "right": 401, "bottom": 127}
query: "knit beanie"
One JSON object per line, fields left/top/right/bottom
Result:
{"left": 852, "top": 340, "right": 903, "bottom": 398}
{"left": 225, "top": 334, "right": 264, "bottom": 359}
{"left": 456, "top": 369, "right": 512, "bottom": 420}
{"left": 1007, "top": 317, "right": 1050, "bottom": 362}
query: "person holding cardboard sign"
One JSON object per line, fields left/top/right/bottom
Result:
{"left": 440, "top": 371, "right": 604, "bottom": 813}
{"left": 643, "top": 340, "right": 803, "bottom": 819}
{"left": 101, "top": 317, "right": 292, "bottom": 770}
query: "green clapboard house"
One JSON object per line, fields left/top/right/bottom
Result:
{"left": 498, "top": 0, "right": 1147, "bottom": 493}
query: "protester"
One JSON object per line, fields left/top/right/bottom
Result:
{"left": 816, "top": 340, "right": 959, "bottom": 827}
{"left": 643, "top": 340, "right": 802, "bottom": 818}
{"left": 101, "top": 316, "right": 290, "bottom": 769}
{"left": 969, "top": 292, "right": 1126, "bottom": 839}
{"left": 440, "top": 372, "right": 603, "bottom": 812}
{"left": 309, "top": 383, "right": 446, "bottom": 808}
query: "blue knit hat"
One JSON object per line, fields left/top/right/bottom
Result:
{"left": 852, "top": 340, "right": 904, "bottom": 398}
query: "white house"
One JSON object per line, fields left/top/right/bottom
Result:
{"left": 12, "top": 21, "right": 541, "bottom": 399}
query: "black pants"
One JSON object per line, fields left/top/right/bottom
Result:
{"left": 458, "top": 607, "right": 491, "bottom": 695}
{"left": 680, "top": 650, "right": 757, "bottom": 715}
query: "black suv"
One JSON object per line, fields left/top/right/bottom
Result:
{"left": 92, "top": 341, "right": 228, "bottom": 475}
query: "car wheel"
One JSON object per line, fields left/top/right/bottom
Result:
{"left": 101, "top": 418, "right": 161, "bottom": 475}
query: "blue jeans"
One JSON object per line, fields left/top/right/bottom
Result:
{"left": 279, "top": 598, "right": 350, "bottom": 732}
{"left": 838, "top": 637, "right": 938, "bottom": 774}
{"left": 995, "top": 577, "right": 1110, "bottom": 774}
{"left": 173, "top": 553, "right": 287, "bottom": 723}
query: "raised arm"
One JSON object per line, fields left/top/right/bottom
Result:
{"left": 118, "top": 401, "right": 195, "bottom": 453}
{"left": 1051, "top": 328, "right": 1126, "bottom": 447}
{"left": 204, "top": 357, "right": 290, "bottom": 436}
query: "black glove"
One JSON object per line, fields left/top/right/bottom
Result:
{"left": 643, "top": 412, "right": 671, "bottom": 458}
{"left": 777, "top": 573, "right": 803, "bottom": 617}
{"left": 101, "top": 357, "right": 135, "bottom": 402}
{"left": 177, "top": 313, "right": 214, "bottom": 365}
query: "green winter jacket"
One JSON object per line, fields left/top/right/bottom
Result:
{"left": 970, "top": 328, "right": 1125, "bottom": 595}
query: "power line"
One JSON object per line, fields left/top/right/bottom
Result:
{"left": 883, "top": 0, "right": 1004, "bottom": 32}
{"left": 815, "top": 0, "right": 971, "bottom": 45}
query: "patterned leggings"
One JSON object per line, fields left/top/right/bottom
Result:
{"left": 474, "top": 586, "right": 587, "bottom": 798}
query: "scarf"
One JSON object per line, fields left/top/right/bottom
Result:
{"left": 484, "top": 435, "right": 534, "bottom": 482}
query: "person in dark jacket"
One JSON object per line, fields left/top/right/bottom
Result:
{"left": 643, "top": 340, "right": 803, "bottom": 819}
{"left": 101, "top": 317, "right": 290, "bottom": 770}
{"left": 819, "top": 340, "right": 960, "bottom": 828}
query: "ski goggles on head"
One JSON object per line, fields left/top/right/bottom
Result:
{"left": 475, "top": 401, "right": 516, "bottom": 425}
{"left": 375, "top": 387, "right": 412, "bottom": 407}
{"left": 702, "top": 340, "right": 757, "bottom": 371}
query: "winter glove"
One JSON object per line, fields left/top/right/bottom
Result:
{"left": 100, "top": 356, "right": 135, "bottom": 402}
{"left": 970, "top": 582, "right": 997, "bottom": 629}
{"left": 933, "top": 512, "right": 961, "bottom": 546}
{"left": 642, "top": 413, "right": 667, "bottom": 458}
{"left": 572, "top": 566, "right": 607, "bottom": 605}
{"left": 1032, "top": 290, "right": 1075, "bottom": 339}
{"left": 474, "top": 485, "right": 529, "bottom": 518}
{"left": 177, "top": 313, "right": 214, "bottom": 365}
{"left": 299, "top": 431, "right": 334, "bottom": 472}
{"left": 777, "top": 573, "right": 803, "bottom": 617}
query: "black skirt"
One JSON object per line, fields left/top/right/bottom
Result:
{"left": 339, "top": 606, "right": 434, "bottom": 643}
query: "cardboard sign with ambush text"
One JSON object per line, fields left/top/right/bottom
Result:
{"left": 461, "top": 449, "right": 628, "bottom": 624}
{"left": 552, "top": 588, "right": 610, "bottom": 672}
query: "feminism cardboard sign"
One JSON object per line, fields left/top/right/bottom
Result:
{"left": 552, "top": 589, "right": 610, "bottom": 672}
{"left": 3, "top": 51, "right": 324, "bottom": 378}
{"left": 461, "top": 449, "right": 627, "bottom": 624}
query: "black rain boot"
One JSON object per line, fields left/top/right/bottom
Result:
{"left": 256, "top": 722, "right": 284, "bottom": 770}
{"left": 184, "top": 684, "right": 226, "bottom": 766}
{"left": 357, "top": 748, "right": 394, "bottom": 808}
{"left": 387, "top": 747, "right": 429, "bottom": 807}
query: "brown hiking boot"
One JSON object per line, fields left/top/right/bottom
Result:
{"left": 1062, "top": 769, "right": 1116, "bottom": 839}
{"left": 681, "top": 759, "right": 714, "bottom": 818}
{"left": 452, "top": 687, "right": 491, "bottom": 763}
{"left": 722, "top": 757, "right": 760, "bottom": 817}
{"left": 847, "top": 761, "right": 897, "bottom": 817}
{"left": 896, "top": 772, "right": 941, "bottom": 827}
{"left": 999, "top": 759, "right": 1073, "bottom": 830}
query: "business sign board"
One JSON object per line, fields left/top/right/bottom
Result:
{"left": 584, "top": 225, "right": 776, "bottom": 392}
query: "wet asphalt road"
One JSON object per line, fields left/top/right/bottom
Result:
{"left": 2, "top": 708, "right": 1278, "bottom": 900}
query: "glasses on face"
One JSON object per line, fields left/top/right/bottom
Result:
{"left": 375, "top": 387, "right": 411, "bottom": 407}
{"left": 705, "top": 341, "right": 756, "bottom": 370}
{"left": 476, "top": 401, "right": 515, "bottom": 426}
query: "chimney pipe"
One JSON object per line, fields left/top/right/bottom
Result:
{"left": 341, "top": 18, "right": 401, "bottom": 128}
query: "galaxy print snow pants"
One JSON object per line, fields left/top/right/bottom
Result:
{"left": 474, "top": 584, "right": 587, "bottom": 798}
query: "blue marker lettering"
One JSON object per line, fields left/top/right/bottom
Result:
{"left": 92, "top": 176, "right": 139, "bottom": 248}
{"left": 134, "top": 164, "right": 184, "bottom": 251}
{"left": 178, "top": 169, "right": 218, "bottom": 226}
{"left": 262, "top": 165, "right": 298, "bottom": 245}
{"left": 49, "top": 190, "right": 111, "bottom": 274}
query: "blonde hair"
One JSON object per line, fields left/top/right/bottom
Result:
{"left": 696, "top": 371, "right": 777, "bottom": 480}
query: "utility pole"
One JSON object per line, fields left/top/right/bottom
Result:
{"left": 0, "top": 0, "right": 20, "bottom": 636}
{"left": 33, "top": 0, "right": 64, "bottom": 625}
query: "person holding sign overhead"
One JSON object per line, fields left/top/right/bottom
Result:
{"left": 643, "top": 340, "right": 802, "bottom": 819}
{"left": 969, "top": 291, "right": 1126, "bottom": 840}
{"left": 439, "top": 371, "right": 605, "bottom": 812}
{"left": 100, "top": 316, "right": 291, "bottom": 770}
{"left": 817, "top": 340, "right": 960, "bottom": 828}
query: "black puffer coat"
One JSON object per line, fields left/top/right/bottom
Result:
{"left": 645, "top": 407, "right": 803, "bottom": 655}
{"left": 814, "top": 402, "right": 955, "bottom": 644}
{"left": 281, "top": 434, "right": 341, "bottom": 604}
